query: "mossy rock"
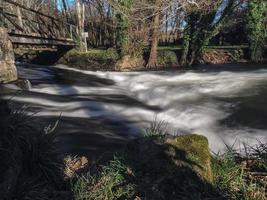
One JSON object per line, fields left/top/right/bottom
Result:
{"left": 165, "top": 134, "right": 212, "bottom": 182}
{"left": 124, "top": 134, "right": 216, "bottom": 199}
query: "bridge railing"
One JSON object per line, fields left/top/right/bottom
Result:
{"left": 0, "top": 0, "right": 77, "bottom": 42}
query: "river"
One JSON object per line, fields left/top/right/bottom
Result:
{"left": 1, "top": 63, "right": 267, "bottom": 157}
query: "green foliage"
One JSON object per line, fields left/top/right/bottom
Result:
{"left": 247, "top": 0, "right": 267, "bottom": 63}
{"left": 114, "top": 0, "right": 133, "bottom": 57}
{"left": 181, "top": 0, "right": 236, "bottom": 65}
{"left": 212, "top": 147, "right": 266, "bottom": 200}
{"left": 59, "top": 48, "right": 119, "bottom": 70}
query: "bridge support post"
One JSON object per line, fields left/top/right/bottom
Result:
{"left": 0, "top": 27, "right": 17, "bottom": 83}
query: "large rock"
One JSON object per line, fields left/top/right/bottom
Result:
{"left": 0, "top": 28, "right": 17, "bottom": 83}
{"left": 126, "top": 134, "right": 215, "bottom": 199}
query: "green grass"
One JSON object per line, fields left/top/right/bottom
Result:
{"left": 212, "top": 146, "right": 266, "bottom": 200}
{"left": 144, "top": 116, "right": 168, "bottom": 138}
{"left": 71, "top": 156, "right": 135, "bottom": 200}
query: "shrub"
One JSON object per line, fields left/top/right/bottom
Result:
{"left": 58, "top": 48, "right": 119, "bottom": 70}
{"left": 157, "top": 50, "right": 178, "bottom": 67}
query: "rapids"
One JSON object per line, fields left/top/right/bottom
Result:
{"left": 1, "top": 63, "right": 267, "bottom": 154}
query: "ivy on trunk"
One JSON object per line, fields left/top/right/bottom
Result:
{"left": 247, "top": 0, "right": 267, "bottom": 63}
{"left": 180, "top": 0, "right": 236, "bottom": 66}
{"left": 115, "top": 0, "right": 133, "bottom": 58}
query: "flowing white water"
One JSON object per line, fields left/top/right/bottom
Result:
{"left": 4, "top": 64, "right": 267, "bottom": 152}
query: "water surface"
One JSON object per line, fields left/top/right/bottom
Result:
{"left": 2, "top": 63, "right": 267, "bottom": 156}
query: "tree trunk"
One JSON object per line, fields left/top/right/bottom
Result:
{"left": 76, "top": 0, "right": 85, "bottom": 50}
{"left": 146, "top": 1, "right": 161, "bottom": 68}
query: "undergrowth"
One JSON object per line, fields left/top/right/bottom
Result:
{"left": 212, "top": 143, "right": 266, "bottom": 200}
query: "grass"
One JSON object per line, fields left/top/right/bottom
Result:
{"left": 0, "top": 101, "right": 65, "bottom": 200}
{"left": 72, "top": 156, "right": 135, "bottom": 200}
{"left": 212, "top": 149, "right": 266, "bottom": 200}
{"left": 144, "top": 116, "right": 168, "bottom": 138}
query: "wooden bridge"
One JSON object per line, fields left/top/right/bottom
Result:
{"left": 0, "top": 0, "right": 76, "bottom": 48}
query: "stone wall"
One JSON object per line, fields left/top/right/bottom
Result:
{"left": 0, "top": 28, "right": 17, "bottom": 83}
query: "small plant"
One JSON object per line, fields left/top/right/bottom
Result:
{"left": 145, "top": 116, "right": 168, "bottom": 138}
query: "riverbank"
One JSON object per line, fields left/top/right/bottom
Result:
{"left": 1, "top": 62, "right": 267, "bottom": 199}
{"left": 57, "top": 47, "right": 260, "bottom": 71}
{"left": 0, "top": 101, "right": 265, "bottom": 200}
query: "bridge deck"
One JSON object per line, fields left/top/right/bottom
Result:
{"left": 9, "top": 31, "right": 75, "bottom": 47}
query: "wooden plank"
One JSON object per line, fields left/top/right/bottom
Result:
{"left": 10, "top": 36, "right": 75, "bottom": 46}
{"left": 9, "top": 34, "right": 75, "bottom": 46}
{"left": 8, "top": 31, "right": 74, "bottom": 42}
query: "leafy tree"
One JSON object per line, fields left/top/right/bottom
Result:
{"left": 180, "top": 0, "right": 239, "bottom": 66}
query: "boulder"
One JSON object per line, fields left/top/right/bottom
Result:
{"left": 126, "top": 134, "right": 214, "bottom": 199}
{"left": 0, "top": 28, "right": 17, "bottom": 83}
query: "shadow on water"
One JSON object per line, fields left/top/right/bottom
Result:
{"left": 2, "top": 62, "right": 267, "bottom": 159}
{"left": 0, "top": 73, "right": 160, "bottom": 160}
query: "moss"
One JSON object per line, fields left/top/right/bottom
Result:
{"left": 124, "top": 134, "right": 215, "bottom": 199}
{"left": 165, "top": 134, "right": 212, "bottom": 182}
{"left": 157, "top": 50, "right": 178, "bottom": 67}
{"left": 58, "top": 48, "right": 119, "bottom": 70}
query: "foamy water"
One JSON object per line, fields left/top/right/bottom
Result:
{"left": 3, "top": 64, "right": 267, "bottom": 152}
